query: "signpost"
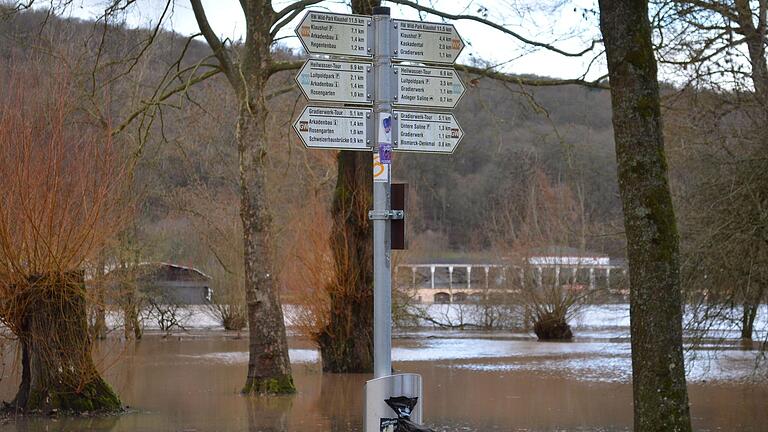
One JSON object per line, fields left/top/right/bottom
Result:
{"left": 293, "top": 106, "right": 373, "bottom": 150}
{"left": 296, "top": 59, "right": 373, "bottom": 105}
{"left": 392, "top": 19, "right": 464, "bottom": 64}
{"left": 293, "top": 9, "right": 465, "bottom": 431}
{"left": 393, "top": 110, "right": 464, "bottom": 154}
{"left": 394, "top": 65, "right": 465, "bottom": 109}
{"left": 296, "top": 11, "right": 372, "bottom": 57}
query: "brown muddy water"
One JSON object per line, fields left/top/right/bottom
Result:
{"left": 0, "top": 331, "right": 766, "bottom": 432}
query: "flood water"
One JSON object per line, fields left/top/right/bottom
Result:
{"left": 1, "top": 327, "right": 766, "bottom": 432}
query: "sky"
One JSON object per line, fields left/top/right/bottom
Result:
{"left": 60, "top": 0, "right": 607, "bottom": 81}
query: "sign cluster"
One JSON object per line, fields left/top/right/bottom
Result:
{"left": 293, "top": 11, "right": 465, "bottom": 154}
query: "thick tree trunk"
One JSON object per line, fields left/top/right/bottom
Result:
{"left": 238, "top": 103, "right": 294, "bottom": 394}
{"left": 190, "top": 0, "right": 294, "bottom": 393}
{"left": 10, "top": 273, "right": 121, "bottom": 413}
{"left": 316, "top": 0, "right": 381, "bottom": 373}
{"left": 598, "top": 1, "right": 692, "bottom": 431}
{"left": 318, "top": 151, "right": 374, "bottom": 372}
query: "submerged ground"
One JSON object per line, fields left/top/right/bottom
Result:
{"left": 0, "top": 305, "right": 766, "bottom": 431}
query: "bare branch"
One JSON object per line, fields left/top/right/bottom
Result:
{"left": 268, "top": 60, "right": 609, "bottom": 89}
{"left": 190, "top": 0, "right": 237, "bottom": 88}
{"left": 387, "top": 0, "right": 600, "bottom": 57}
{"left": 672, "top": 0, "right": 739, "bottom": 22}
{"left": 456, "top": 64, "right": 609, "bottom": 89}
{"left": 112, "top": 67, "right": 222, "bottom": 136}
{"left": 265, "top": 84, "right": 297, "bottom": 100}
{"left": 268, "top": 60, "right": 303, "bottom": 77}
{"left": 271, "top": 0, "right": 324, "bottom": 36}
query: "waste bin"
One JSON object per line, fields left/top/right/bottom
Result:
{"left": 364, "top": 373, "right": 423, "bottom": 432}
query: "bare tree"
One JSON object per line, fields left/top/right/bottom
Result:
{"left": 654, "top": 0, "right": 768, "bottom": 104}
{"left": 489, "top": 168, "right": 598, "bottom": 339}
{"left": 665, "top": 89, "right": 768, "bottom": 342}
{"left": 654, "top": 0, "right": 768, "bottom": 343}
{"left": 184, "top": 0, "right": 326, "bottom": 394}
{"left": 176, "top": 187, "right": 248, "bottom": 332}
{"left": 0, "top": 66, "right": 126, "bottom": 413}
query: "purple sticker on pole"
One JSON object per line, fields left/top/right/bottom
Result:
{"left": 380, "top": 143, "right": 392, "bottom": 164}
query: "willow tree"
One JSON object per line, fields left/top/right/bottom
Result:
{"left": 314, "top": 0, "right": 380, "bottom": 373}
{"left": 187, "top": 0, "right": 326, "bottom": 393}
{"left": 0, "top": 69, "right": 124, "bottom": 413}
{"left": 598, "top": 0, "right": 692, "bottom": 430}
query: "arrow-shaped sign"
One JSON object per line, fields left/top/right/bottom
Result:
{"left": 392, "top": 19, "right": 464, "bottom": 64}
{"left": 393, "top": 110, "right": 463, "bottom": 154}
{"left": 296, "top": 11, "right": 372, "bottom": 58}
{"left": 393, "top": 65, "right": 465, "bottom": 109}
{"left": 294, "top": 106, "right": 373, "bottom": 151}
{"left": 296, "top": 59, "right": 373, "bottom": 105}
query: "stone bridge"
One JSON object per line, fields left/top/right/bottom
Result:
{"left": 395, "top": 250, "right": 627, "bottom": 304}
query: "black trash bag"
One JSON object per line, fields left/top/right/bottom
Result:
{"left": 385, "top": 396, "right": 418, "bottom": 418}
{"left": 381, "top": 396, "right": 435, "bottom": 432}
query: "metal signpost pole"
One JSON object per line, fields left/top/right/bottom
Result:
{"left": 371, "top": 6, "right": 392, "bottom": 380}
{"left": 294, "top": 9, "right": 464, "bottom": 429}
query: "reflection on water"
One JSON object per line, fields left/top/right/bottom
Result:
{"left": 0, "top": 332, "right": 766, "bottom": 432}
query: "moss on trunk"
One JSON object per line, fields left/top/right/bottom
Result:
{"left": 242, "top": 374, "right": 295, "bottom": 395}
{"left": 238, "top": 105, "right": 295, "bottom": 395}
{"left": 8, "top": 273, "right": 122, "bottom": 414}
{"left": 598, "top": 1, "right": 692, "bottom": 430}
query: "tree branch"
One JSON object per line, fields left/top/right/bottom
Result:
{"left": 268, "top": 60, "right": 608, "bottom": 89}
{"left": 271, "top": 0, "right": 324, "bottom": 35}
{"left": 268, "top": 60, "right": 304, "bottom": 77}
{"left": 387, "top": 0, "right": 599, "bottom": 57}
{"left": 112, "top": 68, "right": 222, "bottom": 136}
{"left": 456, "top": 64, "right": 609, "bottom": 89}
{"left": 190, "top": 0, "right": 238, "bottom": 89}
{"left": 672, "top": 0, "right": 739, "bottom": 22}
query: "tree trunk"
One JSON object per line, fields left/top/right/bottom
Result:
{"left": 121, "top": 280, "right": 142, "bottom": 340}
{"left": 238, "top": 102, "right": 294, "bottom": 394}
{"left": 10, "top": 273, "right": 121, "bottom": 413}
{"left": 741, "top": 301, "right": 757, "bottom": 339}
{"left": 318, "top": 151, "right": 374, "bottom": 372}
{"left": 316, "top": 0, "right": 381, "bottom": 373}
{"left": 598, "top": 1, "right": 692, "bottom": 431}
{"left": 740, "top": 285, "right": 764, "bottom": 339}
{"left": 533, "top": 313, "right": 573, "bottom": 341}
{"left": 91, "top": 301, "right": 107, "bottom": 340}
{"left": 734, "top": 0, "right": 768, "bottom": 104}
{"left": 90, "top": 261, "right": 107, "bottom": 340}
{"left": 190, "top": 0, "right": 294, "bottom": 393}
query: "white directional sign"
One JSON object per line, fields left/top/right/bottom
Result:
{"left": 296, "top": 12, "right": 372, "bottom": 58}
{"left": 294, "top": 106, "right": 373, "bottom": 151}
{"left": 392, "top": 19, "right": 464, "bottom": 64}
{"left": 296, "top": 59, "right": 373, "bottom": 105}
{"left": 393, "top": 110, "right": 463, "bottom": 154}
{"left": 393, "top": 65, "right": 465, "bottom": 109}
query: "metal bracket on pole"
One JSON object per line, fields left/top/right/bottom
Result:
{"left": 368, "top": 210, "right": 404, "bottom": 220}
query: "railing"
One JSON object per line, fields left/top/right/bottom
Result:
{"left": 395, "top": 262, "right": 628, "bottom": 303}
